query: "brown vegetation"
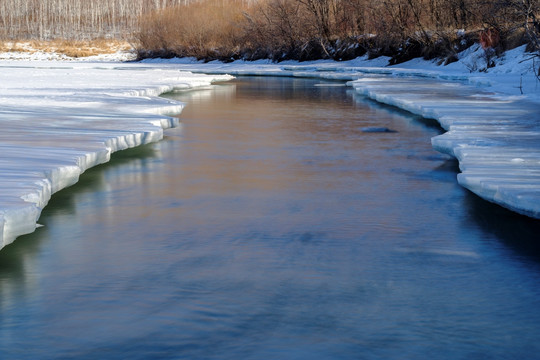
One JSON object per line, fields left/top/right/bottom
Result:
{"left": 1, "top": 0, "right": 538, "bottom": 64}
{"left": 134, "top": 0, "right": 540, "bottom": 63}
{"left": 0, "top": 39, "right": 131, "bottom": 57}
{"left": 137, "top": 0, "right": 248, "bottom": 60}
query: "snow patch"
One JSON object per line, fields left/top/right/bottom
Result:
{"left": 0, "top": 44, "right": 538, "bottom": 249}
{"left": 0, "top": 61, "right": 232, "bottom": 249}
{"left": 143, "top": 46, "right": 539, "bottom": 219}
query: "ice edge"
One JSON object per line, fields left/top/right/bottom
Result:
{"left": 180, "top": 61, "right": 539, "bottom": 219}
{"left": 0, "top": 70, "right": 233, "bottom": 250}
{"left": 349, "top": 77, "right": 540, "bottom": 220}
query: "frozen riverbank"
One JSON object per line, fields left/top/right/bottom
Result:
{"left": 350, "top": 77, "right": 540, "bottom": 218}
{"left": 0, "top": 44, "right": 538, "bottom": 249}
{"left": 0, "top": 61, "right": 232, "bottom": 249}
{"left": 139, "top": 45, "right": 540, "bottom": 219}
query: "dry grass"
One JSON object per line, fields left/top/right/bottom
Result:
{"left": 0, "top": 39, "right": 132, "bottom": 57}
{"left": 136, "top": 0, "right": 248, "bottom": 60}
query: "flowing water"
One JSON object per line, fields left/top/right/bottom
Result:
{"left": 1, "top": 77, "right": 540, "bottom": 359}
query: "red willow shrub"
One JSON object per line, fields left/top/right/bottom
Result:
{"left": 480, "top": 29, "right": 500, "bottom": 50}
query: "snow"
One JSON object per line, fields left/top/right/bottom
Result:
{"left": 350, "top": 76, "right": 540, "bottom": 218}
{"left": 138, "top": 45, "right": 540, "bottom": 219}
{"left": 0, "top": 60, "right": 232, "bottom": 249}
{"left": 139, "top": 45, "right": 538, "bottom": 100}
{"left": 0, "top": 44, "right": 538, "bottom": 248}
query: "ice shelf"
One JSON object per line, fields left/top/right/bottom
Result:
{"left": 1, "top": 50, "right": 538, "bottom": 250}
{"left": 157, "top": 53, "right": 539, "bottom": 220}
{"left": 0, "top": 61, "right": 232, "bottom": 249}
{"left": 350, "top": 76, "right": 540, "bottom": 219}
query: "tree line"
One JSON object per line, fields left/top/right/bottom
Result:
{"left": 0, "top": 0, "right": 208, "bottom": 39}
{"left": 1, "top": 0, "right": 538, "bottom": 64}
{"left": 136, "top": 0, "right": 539, "bottom": 64}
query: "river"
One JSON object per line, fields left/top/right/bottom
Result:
{"left": 1, "top": 76, "right": 540, "bottom": 359}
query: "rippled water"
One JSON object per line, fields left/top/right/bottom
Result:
{"left": 1, "top": 77, "right": 540, "bottom": 359}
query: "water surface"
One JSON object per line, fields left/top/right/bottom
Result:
{"left": 1, "top": 77, "right": 540, "bottom": 359}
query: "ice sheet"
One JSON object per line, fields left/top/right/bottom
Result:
{"left": 0, "top": 61, "right": 232, "bottom": 249}
{"left": 350, "top": 77, "right": 540, "bottom": 218}
{"left": 1, "top": 44, "right": 538, "bottom": 249}
{"left": 144, "top": 46, "right": 539, "bottom": 219}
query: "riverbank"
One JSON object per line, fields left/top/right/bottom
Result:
{"left": 0, "top": 62, "right": 232, "bottom": 249}
{"left": 0, "top": 39, "right": 135, "bottom": 61}
{"left": 3, "top": 75, "right": 540, "bottom": 360}
{"left": 136, "top": 44, "right": 540, "bottom": 219}
{"left": 0, "top": 44, "right": 538, "bottom": 249}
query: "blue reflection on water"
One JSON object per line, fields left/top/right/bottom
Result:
{"left": 1, "top": 77, "right": 540, "bottom": 359}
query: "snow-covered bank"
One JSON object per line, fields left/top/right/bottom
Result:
{"left": 139, "top": 45, "right": 540, "bottom": 101}
{"left": 0, "top": 44, "right": 538, "bottom": 251}
{"left": 350, "top": 77, "right": 540, "bottom": 218}
{"left": 0, "top": 61, "right": 232, "bottom": 249}
{"left": 138, "top": 44, "right": 540, "bottom": 219}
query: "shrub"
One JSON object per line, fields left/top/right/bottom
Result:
{"left": 136, "top": 0, "right": 248, "bottom": 61}
{"left": 1, "top": 0, "right": 537, "bottom": 64}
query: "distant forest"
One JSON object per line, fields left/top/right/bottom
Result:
{"left": 1, "top": 0, "right": 539, "bottom": 63}
{"left": 0, "top": 0, "right": 206, "bottom": 39}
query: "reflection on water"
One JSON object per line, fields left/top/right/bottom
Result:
{"left": 1, "top": 77, "right": 540, "bottom": 359}
{"left": 464, "top": 191, "right": 540, "bottom": 262}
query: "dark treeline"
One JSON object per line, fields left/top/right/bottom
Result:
{"left": 136, "top": 0, "right": 540, "bottom": 64}
{"left": 1, "top": 0, "right": 539, "bottom": 64}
